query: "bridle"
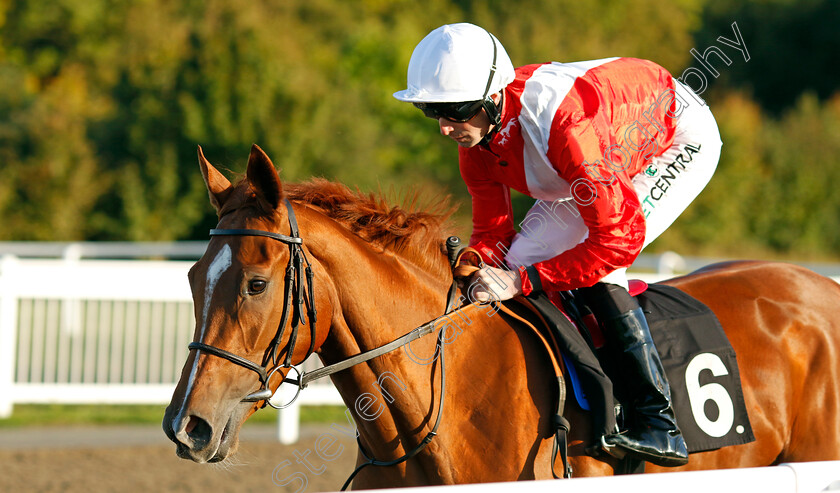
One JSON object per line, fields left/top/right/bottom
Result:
{"left": 184, "top": 198, "right": 458, "bottom": 487}
{"left": 187, "top": 198, "right": 317, "bottom": 408}
{"left": 184, "top": 199, "right": 572, "bottom": 485}
{"left": 185, "top": 198, "right": 453, "bottom": 407}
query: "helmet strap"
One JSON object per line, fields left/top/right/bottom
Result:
{"left": 480, "top": 93, "right": 503, "bottom": 146}
{"left": 483, "top": 93, "right": 502, "bottom": 127}
{"left": 478, "top": 30, "right": 503, "bottom": 145}
{"left": 480, "top": 30, "right": 500, "bottom": 127}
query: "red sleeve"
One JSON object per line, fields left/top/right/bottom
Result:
{"left": 521, "top": 110, "right": 646, "bottom": 294}
{"left": 458, "top": 148, "right": 516, "bottom": 268}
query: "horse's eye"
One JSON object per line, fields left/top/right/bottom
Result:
{"left": 248, "top": 279, "right": 267, "bottom": 294}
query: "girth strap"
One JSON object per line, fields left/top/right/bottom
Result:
{"left": 496, "top": 298, "right": 573, "bottom": 479}
{"left": 452, "top": 247, "right": 573, "bottom": 478}
{"left": 552, "top": 411, "right": 573, "bottom": 479}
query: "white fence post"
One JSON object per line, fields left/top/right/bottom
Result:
{"left": 60, "top": 244, "right": 83, "bottom": 337}
{"left": 657, "top": 251, "right": 687, "bottom": 276}
{"left": 276, "top": 385, "right": 302, "bottom": 444}
{"left": 0, "top": 255, "right": 20, "bottom": 418}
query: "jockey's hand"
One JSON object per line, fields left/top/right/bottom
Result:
{"left": 469, "top": 266, "right": 522, "bottom": 303}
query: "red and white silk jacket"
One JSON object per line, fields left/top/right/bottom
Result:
{"left": 460, "top": 57, "right": 679, "bottom": 294}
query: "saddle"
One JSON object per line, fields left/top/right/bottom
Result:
{"left": 451, "top": 249, "right": 606, "bottom": 478}
{"left": 451, "top": 247, "right": 755, "bottom": 474}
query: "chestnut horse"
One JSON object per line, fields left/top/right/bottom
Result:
{"left": 164, "top": 145, "right": 840, "bottom": 487}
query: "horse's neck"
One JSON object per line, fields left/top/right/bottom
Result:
{"left": 304, "top": 223, "right": 459, "bottom": 476}
{"left": 306, "top": 215, "right": 452, "bottom": 352}
{"left": 333, "top": 300, "right": 585, "bottom": 484}
{"left": 314, "top": 254, "right": 563, "bottom": 482}
{"left": 306, "top": 218, "right": 590, "bottom": 483}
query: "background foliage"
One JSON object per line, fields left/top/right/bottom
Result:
{"left": 1, "top": 0, "right": 838, "bottom": 260}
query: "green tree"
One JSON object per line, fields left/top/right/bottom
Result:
{"left": 1, "top": 0, "right": 838, "bottom": 260}
{"left": 754, "top": 93, "right": 840, "bottom": 258}
{"left": 649, "top": 92, "right": 769, "bottom": 256}
{"left": 693, "top": 0, "right": 840, "bottom": 114}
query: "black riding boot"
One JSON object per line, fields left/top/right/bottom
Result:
{"left": 581, "top": 283, "right": 689, "bottom": 467}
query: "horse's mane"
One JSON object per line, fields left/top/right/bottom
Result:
{"left": 284, "top": 179, "right": 455, "bottom": 278}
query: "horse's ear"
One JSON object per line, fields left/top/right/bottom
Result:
{"left": 245, "top": 144, "right": 283, "bottom": 211}
{"left": 197, "top": 145, "right": 232, "bottom": 213}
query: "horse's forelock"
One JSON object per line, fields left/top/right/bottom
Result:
{"left": 215, "top": 176, "right": 279, "bottom": 219}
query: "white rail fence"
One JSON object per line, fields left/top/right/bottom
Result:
{"left": 0, "top": 254, "right": 342, "bottom": 443}
{"left": 2, "top": 245, "right": 840, "bottom": 445}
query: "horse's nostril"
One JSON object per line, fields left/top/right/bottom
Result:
{"left": 185, "top": 415, "right": 199, "bottom": 434}
{"left": 186, "top": 415, "right": 213, "bottom": 450}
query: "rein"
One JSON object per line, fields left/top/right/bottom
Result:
{"left": 189, "top": 202, "right": 572, "bottom": 485}
{"left": 187, "top": 200, "right": 457, "bottom": 489}
{"left": 291, "top": 236, "right": 464, "bottom": 391}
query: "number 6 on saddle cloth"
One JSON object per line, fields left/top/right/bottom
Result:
{"left": 540, "top": 282, "right": 755, "bottom": 454}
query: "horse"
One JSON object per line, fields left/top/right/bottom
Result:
{"left": 163, "top": 144, "right": 840, "bottom": 487}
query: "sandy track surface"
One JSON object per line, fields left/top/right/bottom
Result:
{"left": 0, "top": 424, "right": 358, "bottom": 492}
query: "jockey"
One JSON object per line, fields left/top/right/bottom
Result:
{"left": 394, "top": 23, "right": 722, "bottom": 467}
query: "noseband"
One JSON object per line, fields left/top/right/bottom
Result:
{"left": 187, "top": 199, "right": 317, "bottom": 408}
{"left": 184, "top": 200, "right": 574, "bottom": 485}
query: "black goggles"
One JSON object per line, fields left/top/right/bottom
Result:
{"left": 413, "top": 100, "right": 484, "bottom": 123}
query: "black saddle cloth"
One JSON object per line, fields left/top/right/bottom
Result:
{"left": 635, "top": 283, "right": 755, "bottom": 453}
{"left": 525, "top": 283, "right": 756, "bottom": 454}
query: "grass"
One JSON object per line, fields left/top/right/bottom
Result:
{"left": 0, "top": 404, "right": 349, "bottom": 428}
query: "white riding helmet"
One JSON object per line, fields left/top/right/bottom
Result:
{"left": 393, "top": 23, "right": 516, "bottom": 103}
